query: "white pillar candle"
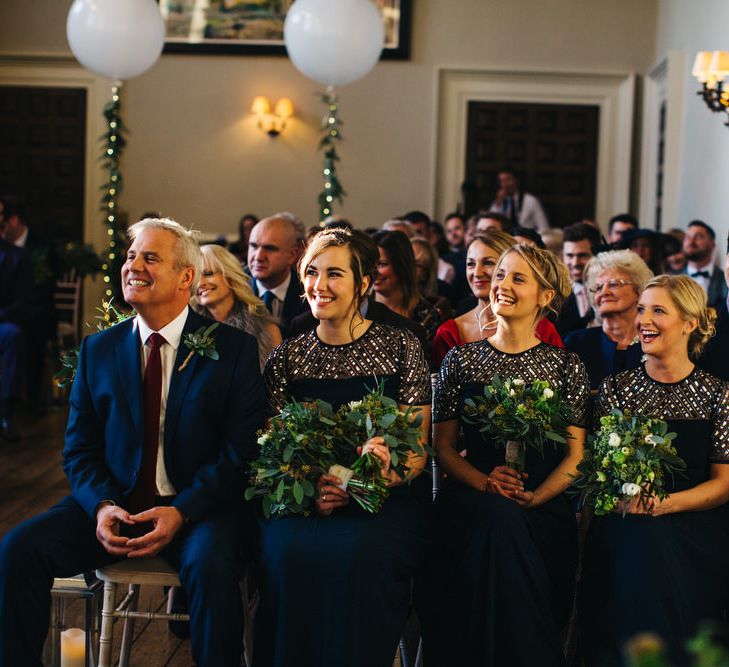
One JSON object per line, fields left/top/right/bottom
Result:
{"left": 60, "top": 628, "right": 85, "bottom": 667}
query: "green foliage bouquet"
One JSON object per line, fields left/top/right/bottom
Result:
{"left": 571, "top": 409, "right": 686, "bottom": 516}
{"left": 462, "top": 375, "right": 572, "bottom": 472}
{"left": 244, "top": 382, "right": 428, "bottom": 518}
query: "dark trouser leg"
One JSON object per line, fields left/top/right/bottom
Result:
{"left": 23, "top": 324, "right": 49, "bottom": 411}
{"left": 0, "top": 322, "right": 24, "bottom": 416}
{"left": 0, "top": 496, "right": 118, "bottom": 667}
{"left": 165, "top": 508, "right": 245, "bottom": 667}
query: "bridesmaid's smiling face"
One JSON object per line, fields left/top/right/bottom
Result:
{"left": 490, "top": 250, "right": 553, "bottom": 322}
{"left": 303, "top": 245, "right": 363, "bottom": 324}
{"left": 637, "top": 286, "right": 697, "bottom": 357}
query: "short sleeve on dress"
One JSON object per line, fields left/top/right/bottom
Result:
{"left": 433, "top": 346, "right": 462, "bottom": 422}
{"left": 397, "top": 330, "right": 431, "bottom": 405}
{"left": 263, "top": 340, "right": 290, "bottom": 415}
{"left": 711, "top": 381, "right": 729, "bottom": 463}
{"left": 563, "top": 352, "right": 590, "bottom": 428}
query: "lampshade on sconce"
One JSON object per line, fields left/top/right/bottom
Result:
{"left": 693, "top": 50, "right": 729, "bottom": 127}
{"left": 251, "top": 96, "right": 294, "bottom": 137}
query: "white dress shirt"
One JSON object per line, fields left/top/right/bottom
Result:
{"left": 687, "top": 260, "right": 713, "bottom": 294}
{"left": 437, "top": 258, "right": 456, "bottom": 285}
{"left": 135, "top": 306, "right": 189, "bottom": 496}
{"left": 573, "top": 282, "right": 591, "bottom": 318}
{"left": 12, "top": 227, "right": 28, "bottom": 248}
{"left": 256, "top": 271, "right": 291, "bottom": 318}
{"left": 490, "top": 192, "right": 550, "bottom": 232}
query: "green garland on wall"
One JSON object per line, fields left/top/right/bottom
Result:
{"left": 100, "top": 83, "right": 127, "bottom": 300}
{"left": 318, "top": 88, "right": 346, "bottom": 222}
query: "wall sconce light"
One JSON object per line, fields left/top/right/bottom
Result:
{"left": 692, "top": 50, "right": 729, "bottom": 126}
{"left": 251, "top": 96, "right": 294, "bottom": 137}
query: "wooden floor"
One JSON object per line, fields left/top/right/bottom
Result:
{"left": 0, "top": 406, "right": 195, "bottom": 667}
{"left": 0, "top": 407, "right": 407, "bottom": 667}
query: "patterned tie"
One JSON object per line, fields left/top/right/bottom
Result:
{"left": 128, "top": 332, "right": 165, "bottom": 518}
{"left": 262, "top": 290, "right": 276, "bottom": 314}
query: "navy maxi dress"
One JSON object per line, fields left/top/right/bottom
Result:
{"left": 253, "top": 322, "right": 431, "bottom": 667}
{"left": 424, "top": 340, "right": 589, "bottom": 667}
{"left": 579, "top": 366, "right": 729, "bottom": 666}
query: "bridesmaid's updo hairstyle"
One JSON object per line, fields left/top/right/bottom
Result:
{"left": 299, "top": 228, "right": 379, "bottom": 317}
{"left": 494, "top": 243, "right": 572, "bottom": 320}
{"left": 642, "top": 274, "right": 717, "bottom": 358}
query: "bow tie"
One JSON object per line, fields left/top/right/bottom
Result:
{"left": 690, "top": 270, "right": 710, "bottom": 279}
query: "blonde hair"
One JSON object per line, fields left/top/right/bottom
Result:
{"left": 494, "top": 244, "right": 572, "bottom": 320}
{"left": 411, "top": 236, "right": 438, "bottom": 298}
{"left": 584, "top": 250, "right": 654, "bottom": 307}
{"left": 128, "top": 217, "right": 202, "bottom": 294}
{"left": 641, "top": 274, "right": 717, "bottom": 358}
{"left": 469, "top": 229, "right": 516, "bottom": 257}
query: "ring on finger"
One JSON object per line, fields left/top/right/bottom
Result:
{"left": 322, "top": 494, "right": 327, "bottom": 502}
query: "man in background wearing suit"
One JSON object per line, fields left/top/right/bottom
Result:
{"left": 0, "top": 234, "right": 32, "bottom": 441}
{"left": 683, "top": 220, "right": 727, "bottom": 309}
{"left": 248, "top": 214, "right": 309, "bottom": 332}
{"left": 0, "top": 218, "right": 265, "bottom": 667}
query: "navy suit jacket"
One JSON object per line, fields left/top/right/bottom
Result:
{"left": 0, "top": 239, "right": 32, "bottom": 324}
{"left": 565, "top": 326, "right": 643, "bottom": 391}
{"left": 63, "top": 308, "right": 265, "bottom": 523}
{"left": 248, "top": 268, "right": 309, "bottom": 330}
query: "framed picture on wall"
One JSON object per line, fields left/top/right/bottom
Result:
{"left": 160, "top": 0, "right": 412, "bottom": 60}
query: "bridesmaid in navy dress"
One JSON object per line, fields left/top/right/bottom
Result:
{"left": 425, "top": 244, "right": 589, "bottom": 666}
{"left": 254, "top": 229, "right": 431, "bottom": 667}
{"left": 579, "top": 275, "right": 729, "bottom": 666}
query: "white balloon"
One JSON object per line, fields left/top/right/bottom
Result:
{"left": 284, "top": 0, "right": 385, "bottom": 87}
{"left": 67, "top": 0, "right": 165, "bottom": 80}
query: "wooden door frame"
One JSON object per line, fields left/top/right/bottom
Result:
{"left": 0, "top": 54, "right": 114, "bottom": 322}
{"left": 434, "top": 68, "right": 635, "bottom": 233}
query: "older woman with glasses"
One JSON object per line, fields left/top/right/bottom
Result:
{"left": 565, "top": 250, "right": 653, "bottom": 390}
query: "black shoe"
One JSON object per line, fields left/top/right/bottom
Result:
{"left": 0, "top": 418, "right": 19, "bottom": 442}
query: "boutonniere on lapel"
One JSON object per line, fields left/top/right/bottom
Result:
{"left": 178, "top": 322, "right": 220, "bottom": 372}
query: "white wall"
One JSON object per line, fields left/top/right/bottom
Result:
{"left": 653, "top": 0, "right": 729, "bottom": 247}
{"left": 0, "top": 0, "right": 658, "bottom": 239}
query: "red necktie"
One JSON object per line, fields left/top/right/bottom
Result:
{"left": 128, "top": 332, "right": 165, "bottom": 517}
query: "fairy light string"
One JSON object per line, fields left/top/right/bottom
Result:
{"left": 318, "top": 87, "right": 346, "bottom": 223}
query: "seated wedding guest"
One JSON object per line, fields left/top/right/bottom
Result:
{"left": 228, "top": 213, "right": 258, "bottom": 263}
{"left": 0, "top": 236, "right": 31, "bottom": 441}
{"left": 256, "top": 228, "right": 431, "bottom": 667}
{"left": 579, "top": 275, "right": 729, "bottom": 666}
{"left": 556, "top": 222, "right": 601, "bottom": 336}
{"left": 0, "top": 194, "right": 60, "bottom": 414}
{"left": 432, "top": 231, "right": 563, "bottom": 368}
{"left": 382, "top": 218, "right": 415, "bottom": 237}
{"left": 607, "top": 213, "right": 638, "bottom": 245}
{"left": 248, "top": 214, "right": 310, "bottom": 332}
{"left": 192, "top": 244, "right": 281, "bottom": 370}
{"left": 682, "top": 220, "right": 727, "bottom": 309}
{"left": 372, "top": 230, "right": 442, "bottom": 351}
{"left": 0, "top": 218, "right": 265, "bottom": 667}
{"left": 467, "top": 211, "right": 513, "bottom": 240}
{"left": 512, "top": 225, "right": 546, "bottom": 249}
{"left": 443, "top": 215, "right": 469, "bottom": 303}
{"left": 565, "top": 250, "right": 652, "bottom": 390}
{"left": 541, "top": 227, "right": 564, "bottom": 257}
{"left": 411, "top": 236, "right": 454, "bottom": 321}
{"left": 618, "top": 228, "right": 665, "bottom": 274}
{"left": 444, "top": 212, "right": 466, "bottom": 253}
{"left": 425, "top": 244, "right": 588, "bottom": 666}
{"left": 403, "top": 210, "right": 431, "bottom": 238}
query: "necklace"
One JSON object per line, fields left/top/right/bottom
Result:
{"left": 475, "top": 305, "right": 497, "bottom": 339}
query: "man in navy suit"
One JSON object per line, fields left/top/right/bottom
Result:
{"left": 682, "top": 220, "right": 728, "bottom": 310}
{"left": 0, "top": 218, "right": 265, "bottom": 667}
{"left": 247, "top": 214, "right": 309, "bottom": 331}
{"left": 0, "top": 236, "right": 32, "bottom": 440}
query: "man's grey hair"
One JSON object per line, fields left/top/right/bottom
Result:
{"left": 382, "top": 219, "right": 415, "bottom": 238}
{"left": 270, "top": 211, "right": 306, "bottom": 243}
{"left": 127, "top": 217, "right": 202, "bottom": 294}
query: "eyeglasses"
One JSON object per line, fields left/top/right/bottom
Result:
{"left": 588, "top": 279, "right": 632, "bottom": 294}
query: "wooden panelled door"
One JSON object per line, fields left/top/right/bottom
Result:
{"left": 0, "top": 86, "right": 86, "bottom": 243}
{"left": 463, "top": 101, "right": 599, "bottom": 228}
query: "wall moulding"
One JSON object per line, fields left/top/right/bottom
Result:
{"left": 434, "top": 67, "right": 635, "bottom": 230}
